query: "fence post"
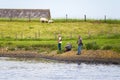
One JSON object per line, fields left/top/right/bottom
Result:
{"left": 70, "top": 32, "right": 72, "bottom": 39}
{"left": 113, "top": 27, "right": 117, "bottom": 34}
{"left": 35, "top": 32, "right": 37, "bottom": 39}
{"left": 88, "top": 30, "right": 91, "bottom": 38}
{"left": 84, "top": 14, "right": 86, "bottom": 22}
{"left": 21, "top": 32, "right": 23, "bottom": 39}
{"left": 10, "top": 17, "right": 12, "bottom": 21}
{"left": 8, "top": 34, "right": 10, "bottom": 38}
{"left": 107, "top": 31, "right": 110, "bottom": 38}
{"left": 38, "top": 31, "right": 40, "bottom": 39}
{"left": 1, "top": 32, "right": 4, "bottom": 39}
{"left": 100, "top": 30, "right": 104, "bottom": 35}
{"left": 10, "top": 16, "right": 12, "bottom": 21}
{"left": 66, "top": 14, "right": 68, "bottom": 22}
{"left": 104, "top": 15, "right": 106, "bottom": 23}
{"left": 10, "top": 12, "right": 12, "bottom": 21}
{"left": 28, "top": 13, "right": 31, "bottom": 22}
{"left": 15, "top": 33, "right": 17, "bottom": 40}
{"left": 54, "top": 32, "right": 57, "bottom": 39}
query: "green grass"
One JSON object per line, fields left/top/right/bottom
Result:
{"left": 0, "top": 19, "right": 120, "bottom": 52}
{"left": 53, "top": 18, "right": 120, "bottom": 24}
{"left": 0, "top": 38, "right": 120, "bottom": 52}
{"left": 0, "top": 21, "right": 120, "bottom": 39}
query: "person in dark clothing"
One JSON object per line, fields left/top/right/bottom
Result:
{"left": 65, "top": 42, "right": 72, "bottom": 52}
{"left": 77, "top": 35, "right": 83, "bottom": 55}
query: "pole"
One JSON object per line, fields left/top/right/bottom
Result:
{"left": 104, "top": 15, "right": 106, "bottom": 23}
{"left": 66, "top": 14, "right": 68, "bottom": 22}
{"left": 84, "top": 14, "right": 86, "bottom": 22}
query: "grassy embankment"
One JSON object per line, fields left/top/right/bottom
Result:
{"left": 0, "top": 18, "right": 120, "bottom": 53}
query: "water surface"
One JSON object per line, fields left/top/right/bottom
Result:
{"left": 0, "top": 57, "right": 120, "bottom": 80}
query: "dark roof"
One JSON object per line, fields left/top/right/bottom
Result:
{"left": 0, "top": 9, "right": 51, "bottom": 19}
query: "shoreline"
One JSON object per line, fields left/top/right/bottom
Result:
{"left": 0, "top": 50, "right": 120, "bottom": 64}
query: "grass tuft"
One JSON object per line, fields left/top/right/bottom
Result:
{"left": 102, "top": 45, "right": 113, "bottom": 50}
{"left": 85, "top": 42, "right": 100, "bottom": 50}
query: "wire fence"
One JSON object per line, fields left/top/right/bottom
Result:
{"left": 0, "top": 29, "right": 119, "bottom": 40}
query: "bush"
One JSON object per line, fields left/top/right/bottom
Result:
{"left": 6, "top": 42, "right": 13, "bottom": 45}
{"left": 29, "top": 26, "right": 34, "bottom": 29}
{"left": 113, "top": 46, "right": 120, "bottom": 53}
{"left": 107, "top": 34, "right": 120, "bottom": 39}
{"left": 17, "top": 45, "right": 27, "bottom": 49}
{"left": 85, "top": 42, "right": 100, "bottom": 50}
{"left": 102, "top": 45, "right": 113, "bottom": 50}
{"left": 8, "top": 47, "right": 15, "bottom": 51}
{"left": 0, "top": 44, "right": 2, "bottom": 47}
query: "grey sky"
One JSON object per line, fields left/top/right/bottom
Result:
{"left": 0, "top": 0, "right": 120, "bottom": 19}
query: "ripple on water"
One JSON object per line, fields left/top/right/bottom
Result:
{"left": 0, "top": 57, "right": 120, "bottom": 80}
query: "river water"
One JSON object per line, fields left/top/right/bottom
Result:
{"left": 0, "top": 57, "right": 120, "bottom": 80}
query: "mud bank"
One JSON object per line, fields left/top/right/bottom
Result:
{"left": 0, "top": 50, "right": 120, "bottom": 64}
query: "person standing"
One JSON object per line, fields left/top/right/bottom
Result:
{"left": 58, "top": 34, "right": 62, "bottom": 51}
{"left": 77, "top": 35, "right": 83, "bottom": 55}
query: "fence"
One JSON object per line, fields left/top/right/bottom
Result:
{"left": 0, "top": 29, "right": 119, "bottom": 40}
{"left": 64, "top": 14, "right": 109, "bottom": 22}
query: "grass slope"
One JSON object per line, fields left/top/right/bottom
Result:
{"left": 0, "top": 20, "right": 120, "bottom": 52}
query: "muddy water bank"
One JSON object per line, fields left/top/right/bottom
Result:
{"left": 0, "top": 50, "right": 120, "bottom": 64}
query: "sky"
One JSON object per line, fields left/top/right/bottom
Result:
{"left": 0, "top": 0, "right": 120, "bottom": 19}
